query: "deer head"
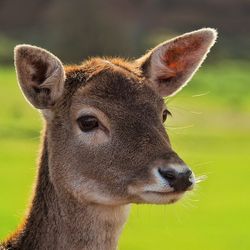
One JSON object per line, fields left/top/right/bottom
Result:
{"left": 14, "top": 28, "right": 217, "bottom": 206}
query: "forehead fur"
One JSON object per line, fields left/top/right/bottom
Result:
{"left": 63, "top": 57, "right": 163, "bottom": 107}
{"left": 65, "top": 57, "right": 141, "bottom": 84}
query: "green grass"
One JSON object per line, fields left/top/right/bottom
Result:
{"left": 0, "top": 63, "right": 250, "bottom": 249}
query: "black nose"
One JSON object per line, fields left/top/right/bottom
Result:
{"left": 158, "top": 168, "right": 193, "bottom": 192}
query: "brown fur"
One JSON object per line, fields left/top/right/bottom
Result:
{"left": 1, "top": 28, "right": 217, "bottom": 250}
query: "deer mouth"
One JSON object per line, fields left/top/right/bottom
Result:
{"left": 137, "top": 189, "right": 186, "bottom": 204}
{"left": 145, "top": 190, "right": 184, "bottom": 195}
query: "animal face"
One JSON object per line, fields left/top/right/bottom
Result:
{"left": 14, "top": 28, "right": 217, "bottom": 206}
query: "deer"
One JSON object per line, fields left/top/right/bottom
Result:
{"left": 1, "top": 28, "right": 217, "bottom": 250}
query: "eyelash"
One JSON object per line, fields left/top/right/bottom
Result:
{"left": 162, "top": 109, "right": 172, "bottom": 122}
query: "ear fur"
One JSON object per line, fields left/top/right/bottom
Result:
{"left": 138, "top": 28, "right": 218, "bottom": 97}
{"left": 14, "top": 45, "right": 65, "bottom": 109}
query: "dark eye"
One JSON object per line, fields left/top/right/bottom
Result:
{"left": 77, "top": 115, "right": 99, "bottom": 132}
{"left": 162, "top": 109, "right": 172, "bottom": 123}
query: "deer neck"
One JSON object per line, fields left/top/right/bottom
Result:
{"left": 5, "top": 132, "right": 130, "bottom": 250}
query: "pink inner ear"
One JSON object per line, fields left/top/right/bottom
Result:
{"left": 162, "top": 36, "right": 204, "bottom": 75}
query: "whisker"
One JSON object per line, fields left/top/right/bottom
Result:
{"left": 194, "top": 169, "right": 214, "bottom": 176}
{"left": 192, "top": 161, "right": 214, "bottom": 167}
{"left": 165, "top": 124, "right": 194, "bottom": 130}
{"left": 167, "top": 104, "right": 204, "bottom": 116}
{"left": 190, "top": 110, "right": 203, "bottom": 115}
{"left": 195, "top": 175, "right": 207, "bottom": 183}
{"left": 191, "top": 91, "right": 211, "bottom": 97}
{"left": 181, "top": 193, "right": 198, "bottom": 209}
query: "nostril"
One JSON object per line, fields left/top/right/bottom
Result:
{"left": 185, "top": 169, "right": 192, "bottom": 177}
{"left": 158, "top": 168, "right": 177, "bottom": 181}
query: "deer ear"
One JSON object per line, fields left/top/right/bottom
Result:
{"left": 14, "top": 45, "right": 65, "bottom": 109}
{"left": 138, "top": 28, "right": 217, "bottom": 97}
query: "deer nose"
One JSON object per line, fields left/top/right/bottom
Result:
{"left": 158, "top": 167, "right": 194, "bottom": 192}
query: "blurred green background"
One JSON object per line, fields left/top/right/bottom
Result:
{"left": 0, "top": 1, "right": 250, "bottom": 249}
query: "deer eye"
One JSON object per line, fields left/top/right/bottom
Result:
{"left": 77, "top": 115, "right": 99, "bottom": 132}
{"left": 162, "top": 109, "right": 172, "bottom": 123}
